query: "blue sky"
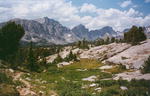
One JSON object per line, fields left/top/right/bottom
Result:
{"left": 0, "top": 0, "right": 150, "bottom": 31}
{"left": 69, "top": 0, "right": 150, "bottom": 15}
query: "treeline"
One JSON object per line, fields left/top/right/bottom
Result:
{"left": 0, "top": 22, "right": 62, "bottom": 72}
{"left": 124, "top": 26, "right": 146, "bottom": 45}
{"left": 76, "top": 25, "right": 147, "bottom": 48}
{"left": 52, "top": 51, "right": 78, "bottom": 65}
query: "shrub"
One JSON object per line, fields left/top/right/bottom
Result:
{"left": 141, "top": 56, "right": 150, "bottom": 74}
{"left": 64, "top": 51, "right": 78, "bottom": 62}
{"left": 56, "top": 81, "right": 91, "bottom": 96}
{"left": 0, "top": 72, "right": 13, "bottom": 84}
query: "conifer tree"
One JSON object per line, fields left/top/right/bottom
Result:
{"left": 0, "top": 22, "right": 25, "bottom": 59}
{"left": 111, "top": 37, "right": 115, "bottom": 43}
{"left": 65, "top": 51, "right": 78, "bottom": 62}
{"left": 53, "top": 54, "right": 63, "bottom": 64}
{"left": 27, "top": 42, "right": 39, "bottom": 72}
{"left": 124, "top": 26, "right": 146, "bottom": 45}
{"left": 105, "top": 37, "right": 110, "bottom": 44}
{"left": 76, "top": 38, "right": 89, "bottom": 49}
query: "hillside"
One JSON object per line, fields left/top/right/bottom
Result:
{"left": 0, "top": 17, "right": 118, "bottom": 45}
{"left": 1, "top": 39, "right": 150, "bottom": 96}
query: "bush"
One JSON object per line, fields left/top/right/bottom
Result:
{"left": 141, "top": 56, "right": 150, "bottom": 74}
{"left": 53, "top": 54, "right": 63, "bottom": 64}
{"left": 0, "top": 84, "right": 20, "bottom": 96}
{"left": 99, "top": 88, "right": 119, "bottom": 96}
{"left": 64, "top": 51, "right": 78, "bottom": 62}
{"left": 0, "top": 72, "right": 13, "bottom": 84}
{"left": 56, "top": 81, "right": 91, "bottom": 96}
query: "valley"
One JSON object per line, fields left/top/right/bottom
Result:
{"left": 1, "top": 38, "right": 150, "bottom": 96}
{"left": 0, "top": 18, "right": 150, "bottom": 96}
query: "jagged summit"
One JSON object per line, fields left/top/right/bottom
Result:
{"left": 35, "top": 17, "right": 59, "bottom": 24}
{"left": 1, "top": 17, "right": 149, "bottom": 45}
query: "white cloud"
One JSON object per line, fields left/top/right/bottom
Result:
{"left": 0, "top": 0, "right": 150, "bottom": 31}
{"left": 145, "top": 0, "right": 150, "bottom": 3}
{"left": 79, "top": 3, "right": 148, "bottom": 31}
{"left": 120, "top": 0, "right": 132, "bottom": 8}
{"left": 80, "top": 3, "right": 97, "bottom": 13}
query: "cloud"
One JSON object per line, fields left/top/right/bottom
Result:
{"left": 80, "top": 3, "right": 97, "bottom": 13}
{"left": 145, "top": 0, "right": 150, "bottom": 3}
{"left": 79, "top": 3, "right": 147, "bottom": 31}
{"left": 0, "top": 0, "right": 150, "bottom": 31}
{"left": 120, "top": 0, "right": 132, "bottom": 8}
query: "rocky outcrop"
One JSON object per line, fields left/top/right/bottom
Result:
{"left": 79, "top": 39, "right": 150, "bottom": 69}
{"left": 0, "top": 17, "right": 119, "bottom": 45}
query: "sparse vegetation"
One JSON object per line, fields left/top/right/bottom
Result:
{"left": 76, "top": 38, "right": 89, "bottom": 49}
{"left": 64, "top": 51, "right": 78, "bottom": 62}
{"left": 104, "top": 64, "right": 127, "bottom": 74}
{"left": 0, "top": 21, "right": 149, "bottom": 96}
{"left": 0, "top": 72, "right": 13, "bottom": 84}
{"left": 141, "top": 56, "right": 150, "bottom": 74}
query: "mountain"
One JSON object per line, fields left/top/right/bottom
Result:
{"left": 0, "top": 17, "right": 79, "bottom": 45}
{"left": 89, "top": 26, "right": 117, "bottom": 40}
{"left": 0, "top": 17, "right": 120, "bottom": 45}
{"left": 71, "top": 24, "right": 89, "bottom": 40}
{"left": 72, "top": 25, "right": 118, "bottom": 40}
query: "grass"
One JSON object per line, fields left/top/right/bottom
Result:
{"left": 20, "top": 58, "right": 150, "bottom": 96}
{"left": 0, "top": 72, "right": 20, "bottom": 96}
{"left": 95, "top": 79, "right": 150, "bottom": 96}
{"left": 63, "top": 58, "right": 103, "bottom": 70}
{"left": 22, "top": 58, "right": 111, "bottom": 95}
{"left": 1, "top": 58, "right": 150, "bottom": 96}
{"left": 104, "top": 64, "right": 127, "bottom": 74}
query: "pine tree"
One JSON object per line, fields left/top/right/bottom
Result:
{"left": 94, "top": 38, "right": 105, "bottom": 46}
{"left": 124, "top": 26, "right": 146, "bottom": 45}
{"left": 111, "top": 37, "right": 115, "bottom": 43}
{"left": 27, "top": 42, "right": 39, "bottom": 72}
{"left": 40, "top": 56, "right": 47, "bottom": 68}
{"left": 53, "top": 54, "right": 63, "bottom": 64}
{"left": 76, "top": 38, "right": 89, "bottom": 49}
{"left": 65, "top": 51, "right": 78, "bottom": 62}
{"left": 0, "top": 22, "right": 25, "bottom": 59}
{"left": 105, "top": 37, "right": 110, "bottom": 44}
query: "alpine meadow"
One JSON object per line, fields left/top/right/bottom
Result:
{"left": 0, "top": 0, "right": 150, "bottom": 96}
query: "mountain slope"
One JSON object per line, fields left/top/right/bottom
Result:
{"left": 89, "top": 26, "right": 117, "bottom": 40}
{"left": 1, "top": 17, "right": 149, "bottom": 45}
{"left": 0, "top": 17, "right": 119, "bottom": 45}
{"left": 79, "top": 39, "right": 150, "bottom": 69}
{"left": 71, "top": 24, "right": 89, "bottom": 40}
{"left": 0, "top": 17, "right": 79, "bottom": 45}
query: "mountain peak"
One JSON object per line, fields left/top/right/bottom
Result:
{"left": 76, "top": 24, "right": 86, "bottom": 28}
{"left": 101, "top": 26, "right": 113, "bottom": 30}
{"left": 35, "top": 17, "right": 59, "bottom": 24}
{"left": 35, "top": 17, "right": 50, "bottom": 23}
